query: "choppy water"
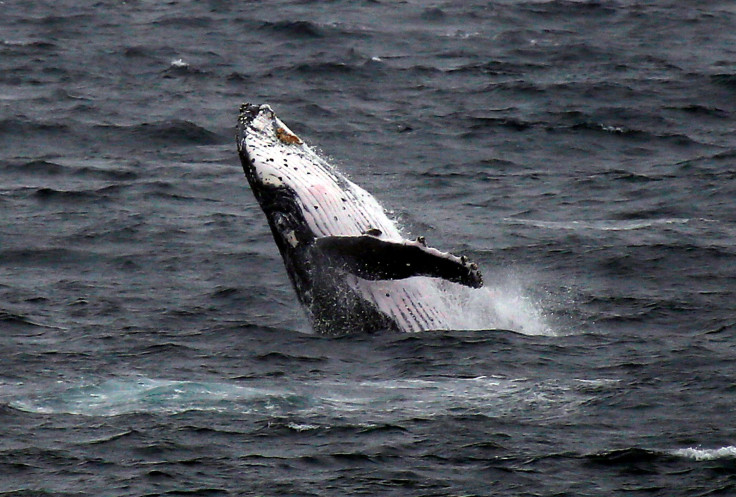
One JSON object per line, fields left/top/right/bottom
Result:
{"left": 2, "top": 1, "right": 736, "bottom": 495}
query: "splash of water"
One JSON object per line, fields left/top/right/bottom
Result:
{"left": 433, "top": 275, "right": 552, "bottom": 336}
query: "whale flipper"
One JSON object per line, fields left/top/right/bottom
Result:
{"left": 313, "top": 235, "right": 483, "bottom": 288}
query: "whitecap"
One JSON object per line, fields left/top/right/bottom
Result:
{"left": 286, "top": 422, "right": 320, "bottom": 432}
{"left": 671, "top": 446, "right": 736, "bottom": 461}
{"left": 503, "top": 217, "right": 691, "bottom": 232}
{"left": 170, "top": 58, "right": 189, "bottom": 68}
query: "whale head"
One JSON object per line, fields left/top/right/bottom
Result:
{"left": 236, "top": 103, "right": 317, "bottom": 249}
{"left": 236, "top": 103, "right": 403, "bottom": 244}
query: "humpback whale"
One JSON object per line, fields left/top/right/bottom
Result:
{"left": 236, "top": 103, "right": 484, "bottom": 335}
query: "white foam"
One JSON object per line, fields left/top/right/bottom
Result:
{"left": 11, "top": 374, "right": 604, "bottom": 420}
{"left": 431, "top": 274, "right": 552, "bottom": 336}
{"left": 671, "top": 446, "right": 736, "bottom": 461}
{"left": 503, "top": 217, "right": 691, "bottom": 232}
{"left": 170, "top": 58, "right": 189, "bottom": 68}
{"left": 10, "top": 377, "right": 296, "bottom": 416}
{"left": 305, "top": 376, "right": 588, "bottom": 420}
{"left": 286, "top": 422, "right": 320, "bottom": 432}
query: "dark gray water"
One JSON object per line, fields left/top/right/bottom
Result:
{"left": 2, "top": 1, "right": 736, "bottom": 495}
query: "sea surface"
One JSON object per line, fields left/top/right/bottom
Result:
{"left": 2, "top": 1, "right": 736, "bottom": 495}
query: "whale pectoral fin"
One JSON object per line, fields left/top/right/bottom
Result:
{"left": 313, "top": 235, "right": 483, "bottom": 288}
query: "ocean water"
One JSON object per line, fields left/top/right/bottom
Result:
{"left": 2, "top": 1, "right": 736, "bottom": 495}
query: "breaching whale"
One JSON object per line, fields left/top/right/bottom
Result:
{"left": 236, "top": 103, "right": 484, "bottom": 335}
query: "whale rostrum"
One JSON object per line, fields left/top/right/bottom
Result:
{"left": 236, "top": 103, "right": 484, "bottom": 334}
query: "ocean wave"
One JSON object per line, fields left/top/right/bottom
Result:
{"left": 2, "top": 159, "right": 138, "bottom": 181}
{"left": 258, "top": 20, "right": 326, "bottom": 39}
{"left": 94, "top": 120, "right": 225, "bottom": 146}
{"left": 0, "top": 117, "right": 70, "bottom": 136}
{"left": 291, "top": 61, "right": 362, "bottom": 76}
{"left": 0, "top": 310, "right": 59, "bottom": 329}
{"left": 2, "top": 159, "right": 65, "bottom": 175}
{"left": 225, "top": 71, "right": 250, "bottom": 84}
{"left": 576, "top": 168, "right": 670, "bottom": 183}
{"left": 468, "top": 116, "right": 534, "bottom": 131}
{"left": 435, "top": 110, "right": 541, "bottom": 134}
{"left": 671, "top": 446, "right": 736, "bottom": 461}
{"left": 676, "top": 151, "right": 736, "bottom": 180}
{"left": 33, "top": 185, "right": 123, "bottom": 202}
{"left": 0, "top": 39, "right": 57, "bottom": 57}
{"left": 710, "top": 73, "right": 736, "bottom": 89}
{"left": 0, "top": 246, "right": 100, "bottom": 265}
{"left": 590, "top": 445, "right": 736, "bottom": 464}
{"left": 571, "top": 122, "right": 693, "bottom": 143}
{"left": 0, "top": 117, "right": 225, "bottom": 151}
{"left": 671, "top": 103, "right": 730, "bottom": 119}
{"left": 278, "top": 53, "right": 385, "bottom": 78}
{"left": 162, "top": 58, "right": 210, "bottom": 78}
{"left": 585, "top": 447, "right": 664, "bottom": 465}
{"left": 21, "top": 13, "right": 93, "bottom": 27}
{"left": 502, "top": 217, "right": 692, "bottom": 232}
{"left": 151, "top": 16, "right": 213, "bottom": 28}
{"left": 447, "top": 60, "right": 548, "bottom": 76}
{"left": 1, "top": 39, "right": 57, "bottom": 49}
